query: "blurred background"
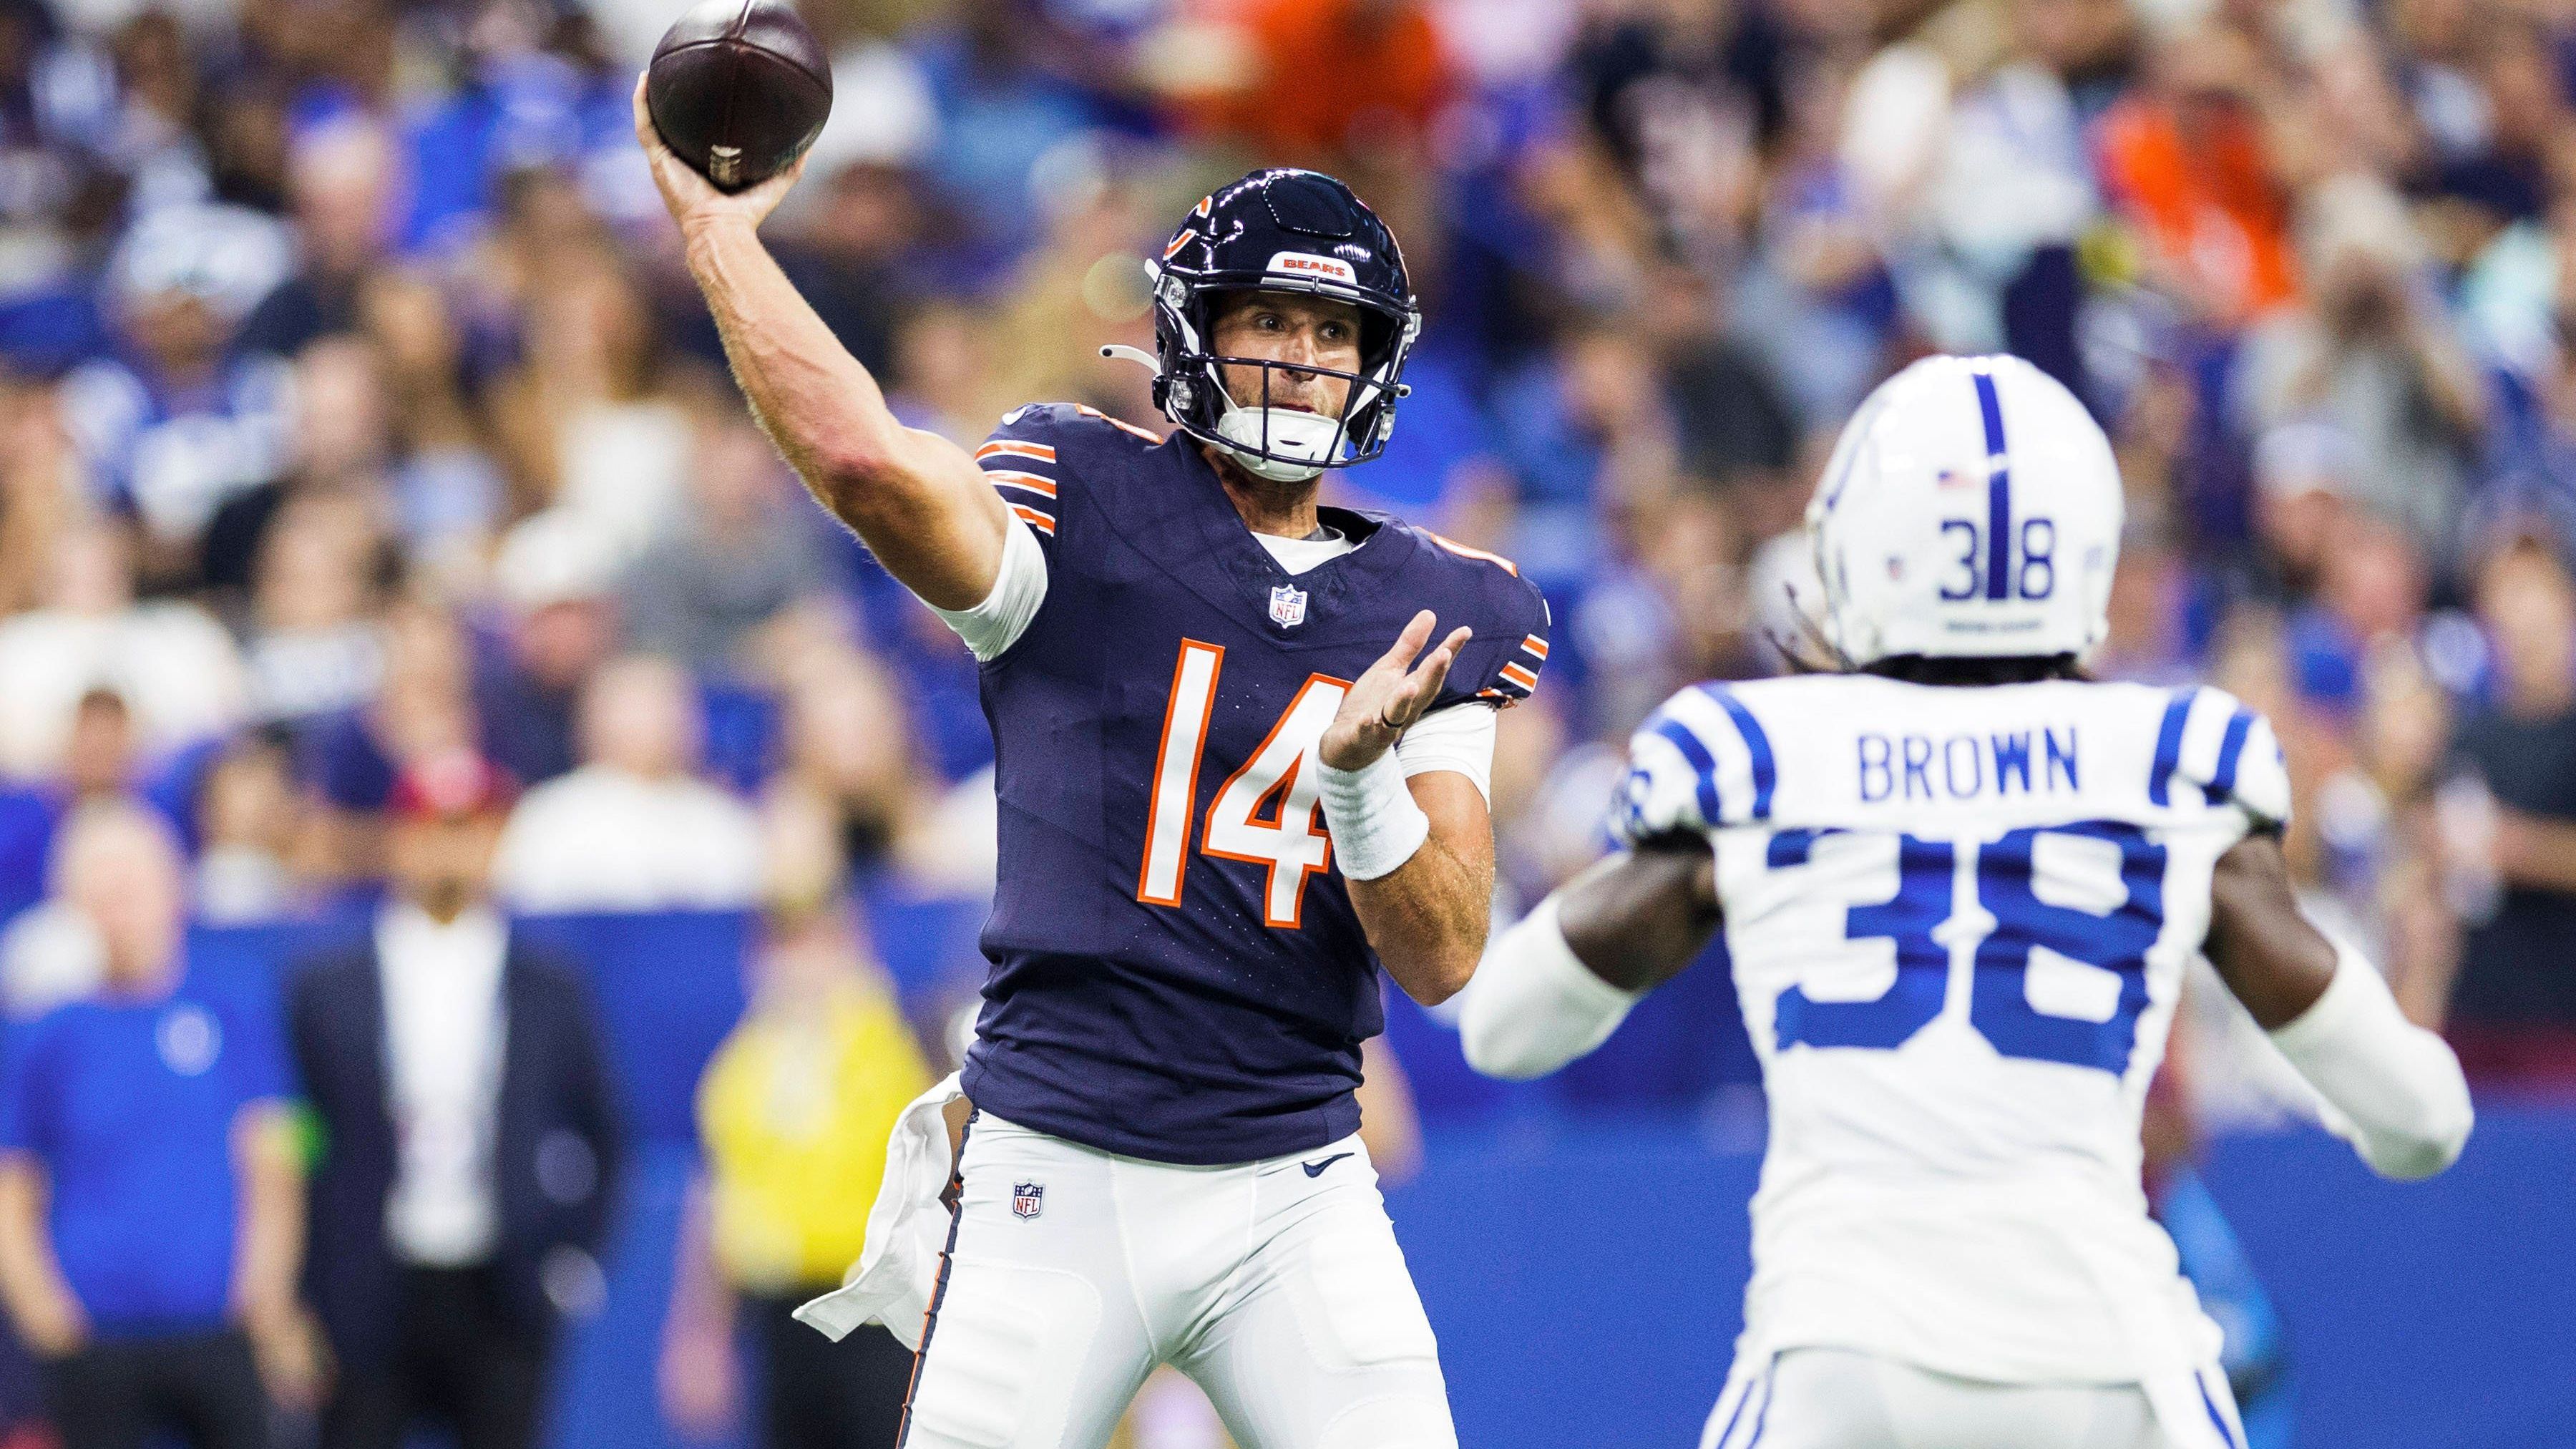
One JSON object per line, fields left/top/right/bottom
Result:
{"left": 0, "top": 0, "right": 2572, "bottom": 1446}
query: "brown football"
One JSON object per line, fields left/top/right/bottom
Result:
{"left": 645, "top": 0, "right": 832, "bottom": 194}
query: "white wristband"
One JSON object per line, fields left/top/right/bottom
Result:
{"left": 1318, "top": 749, "right": 1430, "bottom": 882}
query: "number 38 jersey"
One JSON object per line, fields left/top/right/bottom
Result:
{"left": 1614, "top": 673, "right": 2290, "bottom": 1385}
{"left": 962, "top": 404, "right": 1549, "bottom": 1167}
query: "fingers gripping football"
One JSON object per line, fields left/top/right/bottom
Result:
{"left": 1320, "top": 610, "right": 1472, "bottom": 771}
{"left": 632, "top": 73, "right": 807, "bottom": 238}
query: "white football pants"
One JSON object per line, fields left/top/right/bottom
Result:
{"left": 1702, "top": 1347, "right": 2249, "bottom": 1449}
{"left": 897, "top": 1112, "right": 1458, "bottom": 1449}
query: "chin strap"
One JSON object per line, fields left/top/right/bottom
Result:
{"left": 1098, "top": 344, "right": 1160, "bottom": 374}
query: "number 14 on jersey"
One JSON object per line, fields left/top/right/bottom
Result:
{"left": 1136, "top": 640, "right": 1351, "bottom": 929}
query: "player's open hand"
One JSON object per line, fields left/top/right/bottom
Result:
{"left": 633, "top": 72, "right": 806, "bottom": 242}
{"left": 1321, "top": 610, "right": 1471, "bottom": 771}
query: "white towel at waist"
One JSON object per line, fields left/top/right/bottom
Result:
{"left": 792, "top": 1072, "right": 966, "bottom": 1347}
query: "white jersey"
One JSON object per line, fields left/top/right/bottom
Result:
{"left": 1614, "top": 673, "right": 2291, "bottom": 1390}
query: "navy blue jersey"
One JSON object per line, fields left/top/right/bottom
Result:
{"left": 960, "top": 404, "right": 1549, "bottom": 1165}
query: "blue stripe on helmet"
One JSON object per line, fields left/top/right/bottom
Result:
{"left": 1974, "top": 366, "right": 2011, "bottom": 601}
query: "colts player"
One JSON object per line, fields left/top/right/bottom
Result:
{"left": 1460, "top": 356, "right": 2472, "bottom": 1448}
{"left": 637, "top": 84, "right": 1544, "bottom": 1449}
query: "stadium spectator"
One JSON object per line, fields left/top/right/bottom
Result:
{"left": 767, "top": 649, "right": 924, "bottom": 884}
{"left": 0, "top": 520, "right": 245, "bottom": 781}
{"left": 2250, "top": 419, "right": 2361, "bottom": 608}
{"left": 235, "top": 118, "right": 399, "bottom": 362}
{"left": 622, "top": 409, "right": 841, "bottom": 674}
{"left": 482, "top": 509, "right": 625, "bottom": 789}
{"left": 354, "top": 271, "right": 509, "bottom": 582}
{"left": 2234, "top": 175, "right": 2489, "bottom": 549}
{"left": 489, "top": 255, "right": 703, "bottom": 560}
{"left": 54, "top": 203, "right": 293, "bottom": 585}
{"left": 197, "top": 333, "right": 396, "bottom": 599}
{"left": 236, "top": 490, "right": 390, "bottom": 729}
{"left": 492, "top": 653, "right": 765, "bottom": 911}
{"left": 2441, "top": 536, "right": 2576, "bottom": 1078}
{"left": 0, "top": 801, "right": 316, "bottom": 1449}
{"left": 658, "top": 894, "right": 932, "bottom": 1449}
{"left": 289, "top": 750, "right": 623, "bottom": 1449}
{"left": 299, "top": 600, "right": 480, "bottom": 879}
{"left": 192, "top": 731, "right": 308, "bottom": 924}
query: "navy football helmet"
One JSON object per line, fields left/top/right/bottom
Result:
{"left": 1123, "top": 168, "right": 1421, "bottom": 484}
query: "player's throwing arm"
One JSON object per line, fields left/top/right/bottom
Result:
{"left": 631, "top": 75, "right": 1009, "bottom": 613}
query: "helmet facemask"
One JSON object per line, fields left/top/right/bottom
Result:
{"left": 1157, "top": 275, "right": 1418, "bottom": 484}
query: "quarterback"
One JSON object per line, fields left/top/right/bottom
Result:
{"left": 1459, "top": 356, "right": 2472, "bottom": 1448}
{"left": 638, "top": 83, "right": 1544, "bottom": 1449}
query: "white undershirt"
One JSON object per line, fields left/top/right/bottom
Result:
{"left": 932, "top": 519, "right": 1498, "bottom": 799}
{"left": 377, "top": 902, "right": 509, "bottom": 1267}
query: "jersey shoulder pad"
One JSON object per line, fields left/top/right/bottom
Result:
{"left": 2144, "top": 683, "right": 2293, "bottom": 829}
{"left": 1611, "top": 679, "right": 1783, "bottom": 842}
{"left": 1386, "top": 521, "right": 1551, "bottom": 710}
{"left": 976, "top": 403, "right": 1166, "bottom": 542}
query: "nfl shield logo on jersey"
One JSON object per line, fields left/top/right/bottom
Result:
{"left": 1268, "top": 585, "right": 1308, "bottom": 628}
{"left": 1011, "top": 1181, "right": 1045, "bottom": 1219}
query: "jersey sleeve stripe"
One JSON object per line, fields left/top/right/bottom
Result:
{"left": 1498, "top": 661, "right": 1540, "bottom": 691}
{"left": 2147, "top": 688, "right": 2198, "bottom": 806}
{"left": 1701, "top": 686, "right": 1777, "bottom": 821}
{"left": 1519, "top": 634, "right": 1549, "bottom": 659}
{"left": 1424, "top": 530, "right": 1521, "bottom": 576}
{"left": 975, "top": 441, "right": 1057, "bottom": 464}
{"left": 2207, "top": 707, "right": 2257, "bottom": 801}
{"left": 1649, "top": 718, "right": 1723, "bottom": 826}
{"left": 1009, "top": 504, "right": 1055, "bottom": 536}
{"left": 1073, "top": 404, "right": 1166, "bottom": 444}
{"left": 985, "top": 470, "right": 1057, "bottom": 497}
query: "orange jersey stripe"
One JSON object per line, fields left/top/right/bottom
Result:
{"left": 1426, "top": 531, "right": 1520, "bottom": 576}
{"left": 1010, "top": 505, "right": 1055, "bottom": 535}
{"left": 987, "top": 470, "right": 1057, "bottom": 497}
{"left": 1521, "top": 635, "right": 1550, "bottom": 658}
{"left": 1075, "top": 404, "right": 1166, "bottom": 444}
{"left": 976, "top": 441, "right": 1057, "bottom": 463}
{"left": 1499, "top": 662, "right": 1540, "bottom": 691}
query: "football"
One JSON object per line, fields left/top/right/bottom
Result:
{"left": 644, "top": 0, "right": 832, "bottom": 194}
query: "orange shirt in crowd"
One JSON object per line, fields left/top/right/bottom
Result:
{"left": 1180, "top": 0, "right": 1454, "bottom": 157}
{"left": 2094, "top": 95, "right": 2301, "bottom": 328}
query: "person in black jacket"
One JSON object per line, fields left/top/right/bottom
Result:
{"left": 288, "top": 750, "right": 621, "bottom": 1449}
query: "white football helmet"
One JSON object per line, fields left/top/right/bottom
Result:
{"left": 1805, "top": 354, "right": 2122, "bottom": 668}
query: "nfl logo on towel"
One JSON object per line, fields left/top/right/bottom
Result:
{"left": 1012, "top": 1181, "right": 1045, "bottom": 1219}
{"left": 1269, "top": 584, "right": 1307, "bottom": 628}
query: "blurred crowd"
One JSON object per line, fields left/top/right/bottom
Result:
{"left": 4, "top": 0, "right": 2576, "bottom": 1441}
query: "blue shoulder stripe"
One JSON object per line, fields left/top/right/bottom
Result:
{"left": 2196, "top": 1370, "right": 2242, "bottom": 1449}
{"left": 1649, "top": 717, "right": 1722, "bottom": 828}
{"left": 1699, "top": 685, "right": 1777, "bottom": 821}
{"left": 2207, "top": 707, "right": 2256, "bottom": 805}
{"left": 2147, "top": 688, "right": 2198, "bottom": 807}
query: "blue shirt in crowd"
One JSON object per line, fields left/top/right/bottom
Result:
{"left": 0, "top": 975, "right": 290, "bottom": 1337}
